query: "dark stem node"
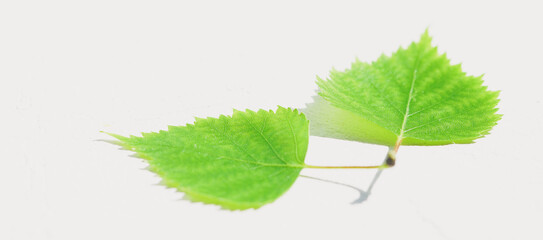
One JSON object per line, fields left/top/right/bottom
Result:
{"left": 385, "top": 151, "right": 396, "bottom": 167}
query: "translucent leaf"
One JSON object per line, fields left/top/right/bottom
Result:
{"left": 106, "top": 107, "right": 309, "bottom": 210}
{"left": 304, "top": 31, "right": 501, "bottom": 149}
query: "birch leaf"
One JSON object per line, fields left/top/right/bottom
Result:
{"left": 106, "top": 107, "right": 309, "bottom": 210}
{"left": 305, "top": 31, "right": 501, "bottom": 151}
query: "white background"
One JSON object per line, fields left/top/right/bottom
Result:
{"left": 1, "top": 1, "right": 542, "bottom": 239}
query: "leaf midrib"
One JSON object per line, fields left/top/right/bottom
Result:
{"left": 398, "top": 57, "right": 420, "bottom": 142}
{"left": 219, "top": 156, "right": 305, "bottom": 169}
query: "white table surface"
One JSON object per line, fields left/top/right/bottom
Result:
{"left": 1, "top": 1, "right": 541, "bottom": 239}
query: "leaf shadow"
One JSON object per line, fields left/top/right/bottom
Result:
{"left": 300, "top": 168, "right": 384, "bottom": 204}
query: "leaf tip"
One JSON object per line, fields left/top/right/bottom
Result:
{"left": 418, "top": 28, "right": 433, "bottom": 46}
{"left": 101, "top": 131, "right": 128, "bottom": 141}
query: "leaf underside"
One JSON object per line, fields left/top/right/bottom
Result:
{"left": 306, "top": 30, "right": 501, "bottom": 146}
{"left": 107, "top": 107, "right": 309, "bottom": 210}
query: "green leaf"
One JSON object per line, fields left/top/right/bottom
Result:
{"left": 304, "top": 31, "right": 501, "bottom": 148}
{"left": 106, "top": 107, "right": 309, "bottom": 210}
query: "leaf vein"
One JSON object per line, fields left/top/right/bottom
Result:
{"left": 285, "top": 112, "right": 301, "bottom": 164}
{"left": 242, "top": 115, "right": 289, "bottom": 165}
{"left": 218, "top": 156, "right": 304, "bottom": 169}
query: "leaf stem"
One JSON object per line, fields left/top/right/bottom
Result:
{"left": 304, "top": 164, "right": 388, "bottom": 169}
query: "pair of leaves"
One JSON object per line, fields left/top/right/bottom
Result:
{"left": 107, "top": 31, "right": 501, "bottom": 210}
